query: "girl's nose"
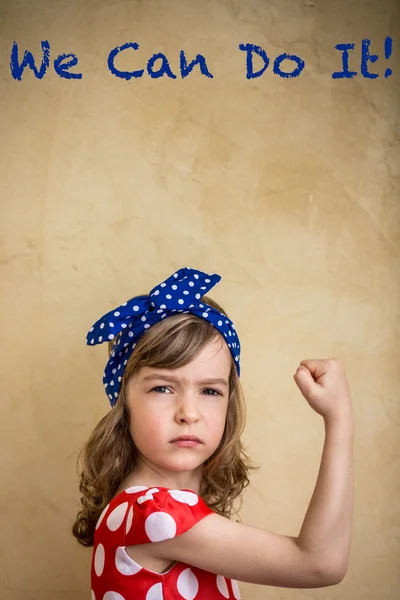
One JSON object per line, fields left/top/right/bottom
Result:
{"left": 175, "top": 395, "right": 200, "bottom": 422}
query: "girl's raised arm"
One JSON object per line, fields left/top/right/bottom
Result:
{"left": 151, "top": 358, "right": 355, "bottom": 589}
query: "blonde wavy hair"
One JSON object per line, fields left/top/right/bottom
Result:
{"left": 72, "top": 294, "right": 260, "bottom": 547}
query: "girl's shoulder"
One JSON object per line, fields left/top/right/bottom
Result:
{"left": 96, "top": 485, "right": 214, "bottom": 548}
{"left": 120, "top": 486, "right": 214, "bottom": 542}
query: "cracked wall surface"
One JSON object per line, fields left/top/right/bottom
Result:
{"left": 0, "top": 0, "right": 399, "bottom": 599}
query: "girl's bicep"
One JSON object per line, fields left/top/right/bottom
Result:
{"left": 151, "top": 513, "right": 338, "bottom": 589}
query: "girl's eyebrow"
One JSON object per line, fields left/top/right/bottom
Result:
{"left": 141, "top": 374, "right": 228, "bottom": 387}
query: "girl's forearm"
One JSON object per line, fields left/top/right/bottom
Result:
{"left": 296, "top": 411, "right": 355, "bottom": 579}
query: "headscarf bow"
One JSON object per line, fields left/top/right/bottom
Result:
{"left": 86, "top": 267, "right": 241, "bottom": 407}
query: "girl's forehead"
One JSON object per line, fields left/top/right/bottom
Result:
{"left": 132, "top": 349, "right": 231, "bottom": 382}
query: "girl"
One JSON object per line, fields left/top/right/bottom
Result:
{"left": 72, "top": 266, "right": 355, "bottom": 600}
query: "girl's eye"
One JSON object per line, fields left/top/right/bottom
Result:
{"left": 202, "top": 388, "right": 222, "bottom": 396}
{"left": 150, "top": 386, "right": 221, "bottom": 396}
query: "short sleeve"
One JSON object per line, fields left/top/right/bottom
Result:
{"left": 123, "top": 487, "right": 215, "bottom": 547}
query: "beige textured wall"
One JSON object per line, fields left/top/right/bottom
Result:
{"left": 0, "top": 1, "right": 399, "bottom": 599}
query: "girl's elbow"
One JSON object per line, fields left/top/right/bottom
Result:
{"left": 335, "top": 564, "right": 349, "bottom": 583}
{"left": 322, "top": 561, "right": 349, "bottom": 586}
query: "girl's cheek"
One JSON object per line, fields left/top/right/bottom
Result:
{"left": 132, "top": 409, "right": 161, "bottom": 436}
{"left": 149, "top": 412, "right": 165, "bottom": 431}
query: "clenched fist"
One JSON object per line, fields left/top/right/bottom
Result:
{"left": 293, "top": 358, "right": 353, "bottom": 424}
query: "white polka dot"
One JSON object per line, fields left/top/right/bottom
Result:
{"left": 161, "top": 283, "right": 166, "bottom": 287}
{"left": 195, "top": 294, "right": 200, "bottom": 299}
{"left": 202, "top": 312, "right": 208, "bottom": 318}
{"left": 168, "top": 489, "right": 199, "bottom": 506}
{"left": 218, "top": 320, "right": 223, "bottom": 326}
{"left": 232, "top": 579, "right": 241, "bottom": 599}
{"left": 141, "top": 316, "right": 146, "bottom": 321}
{"left": 145, "top": 511, "right": 177, "bottom": 542}
{"left": 136, "top": 488, "right": 160, "bottom": 504}
{"left": 115, "top": 546, "right": 142, "bottom": 575}
{"left": 94, "top": 543, "right": 105, "bottom": 576}
{"left": 166, "top": 294, "right": 172, "bottom": 299}
{"left": 153, "top": 290, "right": 159, "bottom": 295}
{"left": 188, "top": 282, "right": 194, "bottom": 287}
{"left": 125, "top": 485, "right": 150, "bottom": 494}
{"left": 160, "top": 304, "right": 166, "bottom": 309}
{"left": 108, "top": 334, "right": 114, "bottom": 340}
{"left": 121, "top": 323, "right": 127, "bottom": 328}
{"left": 144, "top": 324, "right": 150, "bottom": 329}
{"left": 100, "top": 323, "right": 105, "bottom": 329}
{"left": 145, "top": 582, "right": 163, "bottom": 600}
{"left": 171, "top": 284, "right": 177, "bottom": 290}
{"left": 90, "top": 327, "right": 94, "bottom": 332}
{"left": 90, "top": 339, "right": 94, "bottom": 344}
{"left": 183, "top": 291, "right": 189, "bottom": 295}
{"left": 133, "top": 305, "right": 139, "bottom": 311}
{"left": 178, "top": 299, "right": 184, "bottom": 304}
{"left": 177, "top": 568, "right": 199, "bottom": 600}
{"left": 106, "top": 502, "right": 128, "bottom": 531}
{"left": 98, "top": 336, "right": 103, "bottom": 342}
{"left": 95, "top": 503, "right": 110, "bottom": 530}
{"left": 173, "top": 273, "right": 178, "bottom": 278}
{"left": 205, "top": 278, "right": 210, "bottom": 283}
{"left": 125, "top": 506, "right": 134, "bottom": 534}
{"left": 216, "top": 575, "right": 229, "bottom": 598}
{"left": 114, "top": 311, "right": 120, "bottom": 316}
{"left": 194, "top": 274, "right": 199, "bottom": 279}
{"left": 103, "top": 592, "right": 126, "bottom": 600}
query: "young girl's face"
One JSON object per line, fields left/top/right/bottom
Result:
{"left": 125, "top": 336, "right": 231, "bottom": 488}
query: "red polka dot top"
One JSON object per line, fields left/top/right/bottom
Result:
{"left": 91, "top": 485, "right": 242, "bottom": 600}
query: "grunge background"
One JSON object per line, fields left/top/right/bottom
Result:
{"left": 0, "top": 1, "right": 399, "bottom": 599}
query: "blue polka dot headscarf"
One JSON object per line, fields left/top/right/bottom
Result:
{"left": 86, "top": 267, "right": 241, "bottom": 408}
